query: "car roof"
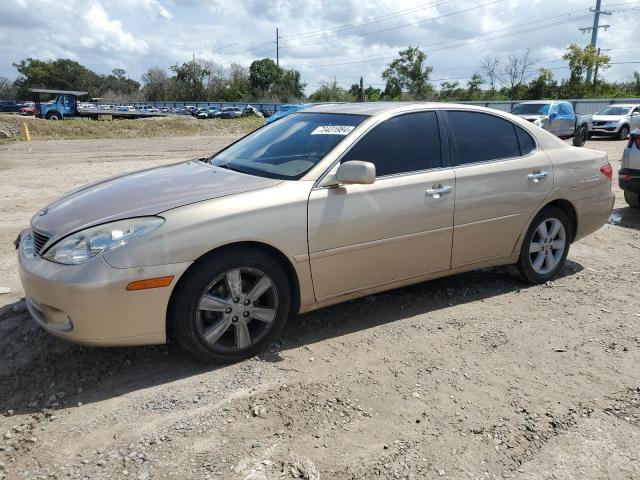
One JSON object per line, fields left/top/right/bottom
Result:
{"left": 304, "top": 101, "right": 498, "bottom": 116}
{"left": 606, "top": 104, "right": 640, "bottom": 108}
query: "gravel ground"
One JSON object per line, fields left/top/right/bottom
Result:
{"left": 0, "top": 136, "right": 638, "bottom": 480}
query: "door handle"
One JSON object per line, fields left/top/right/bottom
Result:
{"left": 527, "top": 171, "right": 549, "bottom": 183}
{"left": 426, "top": 185, "right": 453, "bottom": 198}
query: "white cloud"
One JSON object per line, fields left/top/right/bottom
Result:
{"left": 0, "top": 0, "right": 638, "bottom": 93}
{"left": 81, "top": 2, "right": 149, "bottom": 55}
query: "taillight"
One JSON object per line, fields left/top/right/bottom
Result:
{"left": 600, "top": 163, "right": 613, "bottom": 179}
{"left": 629, "top": 135, "right": 640, "bottom": 148}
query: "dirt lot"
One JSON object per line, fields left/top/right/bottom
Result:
{"left": 0, "top": 135, "right": 639, "bottom": 480}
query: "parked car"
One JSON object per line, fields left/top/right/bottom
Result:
{"left": 221, "top": 107, "right": 242, "bottom": 119}
{"left": 242, "top": 105, "right": 264, "bottom": 118}
{"left": 19, "top": 104, "right": 39, "bottom": 116}
{"left": 620, "top": 128, "right": 640, "bottom": 207}
{"left": 116, "top": 105, "right": 137, "bottom": 112}
{"left": 0, "top": 100, "right": 27, "bottom": 113}
{"left": 196, "top": 106, "right": 221, "bottom": 119}
{"left": 591, "top": 104, "right": 640, "bottom": 140}
{"left": 16, "top": 103, "right": 614, "bottom": 363}
{"left": 265, "top": 103, "right": 313, "bottom": 124}
{"left": 510, "top": 101, "right": 591, "bottom": 147}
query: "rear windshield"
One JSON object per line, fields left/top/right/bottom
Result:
{"left": 596, "top": 106, "right": 632, "bottom": 115}
{"left": 210, "top": 112, "right": 368, "bottom": 180}
{"left": 511, "top": 103, "right": 550, "bottom": 115}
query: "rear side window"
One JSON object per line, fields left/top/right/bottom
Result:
{"left": 447, "top": 111, "right": 521, "bottom": 165}
{"left": 516, "top": 126, "right": 536, "bottom": 155}
{"left": 342, "top": 111, "right": 441, "bottom": 176}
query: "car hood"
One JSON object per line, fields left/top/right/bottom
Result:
{"left": 513, "top": 114, "right": 547, "bottom": 122}
{"left": 592, "top": 115, "right": 624, "bottom": 122}
{"left": 31, "top": 160, "right": 281, "bottom": 239}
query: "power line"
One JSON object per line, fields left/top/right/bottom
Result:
{"left": 287, "top": 11, "right": 593, "bottom": 69}
{"left": 280, "top": 0, "right": 505, "bottom": 50}
{"left": 279, "top": 0, "right": 459, "bottom": 41}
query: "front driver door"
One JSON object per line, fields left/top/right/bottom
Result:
{"left": 307, "top": 111, "right": 455, "bottom": 302}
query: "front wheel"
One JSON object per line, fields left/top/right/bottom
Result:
{"left": 46, "top": 112, "right": 61, "bottom": 121}
{"left": 618, "top": 125, "right": 630, "bottom": 140}
{"left": 169, "top": 249, "right": 291, "bottom": 363}
{"left": 572, "top": 125, "right": 588, "bottom": 147}
{"left": 515, "top": 207, "right": 572, "bottom": 283}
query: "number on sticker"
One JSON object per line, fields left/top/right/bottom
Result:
{"left": 311, "top": 125, "right": 355, "bottom": 135}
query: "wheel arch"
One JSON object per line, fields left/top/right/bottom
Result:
{"left": 540, "top": 199, "right": 578, "bottom": 242}
{"left": 166, "top": 241, "right": 301, "bottom": 337}
{"left": 46, "top": 110, "right": 62, "bottom": 120}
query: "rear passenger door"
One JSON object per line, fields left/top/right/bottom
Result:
{"left": 443, "top": 110, "right": 553, "bottom": 267}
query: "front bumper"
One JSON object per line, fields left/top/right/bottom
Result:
{"left": 17, "top": 229, "right": 191, "bottom": 346}
{"left": 619, "top": 168, "right": 640, "bottom": 193}
{"left": 591, "top": 124, "right": 620, "bottom": 134}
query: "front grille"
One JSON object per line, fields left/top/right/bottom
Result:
{"left": 32, "top": 230, "right": 50, "bottom": 254}
{"left": 593, "top": 121, "right": 607, "bottom": 126}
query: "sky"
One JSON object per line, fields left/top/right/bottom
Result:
{"left": 0, "top": 0, "right": 639, "bottom": 95}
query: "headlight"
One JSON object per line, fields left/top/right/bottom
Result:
{"left": 43, "top": 217, "right": 164, "bottom": 265}
{"left": 534, "top": 117, "right": 548, "bottom": 127}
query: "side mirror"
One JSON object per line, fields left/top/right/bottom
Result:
{"left": 549, "top": 112, "right": 558, "bottom": 121}
{"left": 335, "top": 161, "right": 376, "bottom": 185}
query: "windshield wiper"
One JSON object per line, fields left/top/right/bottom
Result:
{"left": 215, "top": 163, "right": 248, "bottom": 175}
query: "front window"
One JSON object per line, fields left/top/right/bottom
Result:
{"left": 209, "top": 112, "right": 367, "bottom": 180}
{"left": 596, "top": 106, "right": 632, "bottom": 116}
{"left": 511, "top": 103, "right": 550, "bottom": 115}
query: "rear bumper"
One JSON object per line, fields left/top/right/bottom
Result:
{"left": 619, "top": 168, "right": 640, "bottom": 193}
{"left": 17, "top": 229, "right": 191, "bottom": 346}
{"left": 573, "top": 189, "right": 615, "bottom": 241}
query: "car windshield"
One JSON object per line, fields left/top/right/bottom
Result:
{"left": 511, "top": 103, "right": 550, "bottom": 115}
{"left": 209, "top": 112, "right": 368, "bottom": 180}
{"left": 596, "top": 106, "right": 632, "bottom": 115}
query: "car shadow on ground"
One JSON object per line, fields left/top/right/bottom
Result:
{"left": 609, "top": 206, "right": 640, "bottom": 231}
{"left": 0, "top": 261, "right": 583, "bottom": 415}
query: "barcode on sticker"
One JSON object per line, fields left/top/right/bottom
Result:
{"left": 311, "top": 125, "right": 355, "bottom": 135}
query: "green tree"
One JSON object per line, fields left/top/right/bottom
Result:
{"left": 309, "top": 80, "right": 350, "bottom": 102}
{"left": 170, "top": 60, "right": 210, "bottom": 100}
{"left": 249, "top": 58, "right": 281, "bottom": 95}
{"left": 382, "top": 46, "right": 433, "bottom": 99}
{"left": 527, "top": 68, "right": 556, "bottom": 99}
{"left": 562, "top": 43, "right": 610, "bottom": 95}
{"left": 466, "top": 73, "right": 483, "bottom": 99}
{"left": 12, "top": 58, "right": 100, "bottom": 97}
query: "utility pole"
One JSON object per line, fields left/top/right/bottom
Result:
{"left": 276, "top": 28, "right": 280, "bottom": 67}
{"left": 579, "top": 0, "right": 611, "bottom": 83}
{"left": 592, "top": 47, "right": 611, "bottom": 92}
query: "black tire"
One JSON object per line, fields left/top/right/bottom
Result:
{"left": 572, "top": 125, "right": 588, "bottom": 147}
{"left": 624, "top": 191, "right": 640, "bottom": 208}
{"left": 168, "top": 248, "right": 292, "bottom": 363}
{"left": 515, "top": 207, "right": 572, "bottom": 284}
{"left": 618, "top": 125, "right": 630, "bottom": 140}
{"left": 46, "top": 111, "right": 61, "bottom": 120}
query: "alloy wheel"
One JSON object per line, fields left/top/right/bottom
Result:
{"left": 528, "top": 218, "right": 566, "bottom": 275}
{"left": 196, "top": 267, "right": 278, "bottom": 351}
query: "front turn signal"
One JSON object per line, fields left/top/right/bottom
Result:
{"left": 126, "top": 276, "right": 174, "bottom": 291}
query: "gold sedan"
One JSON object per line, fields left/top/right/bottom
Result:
{"left": 17, "top": 103, "right": 615, "bottom": 362}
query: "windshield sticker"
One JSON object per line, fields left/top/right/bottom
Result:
{"left": 311, "top": 125, "right": 355, "bottom": 135}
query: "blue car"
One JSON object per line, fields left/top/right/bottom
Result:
{"left": 264, "top": 104, "right": 314, "bottom": 124}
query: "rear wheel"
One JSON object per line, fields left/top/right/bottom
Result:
{"left": 169, "top": 248, "right": 291, "bottom": 363}
{"left": 625, "top": 191, "right": 640, "bottom": 208}
{"left": 618, "top": 125, "right": 630, "bottom": 140}
{"left": 516, "top": 207, "right": 572, "bottom": 283}
{"left": 573, "top": 125, "right": 588, "bottom": 147}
